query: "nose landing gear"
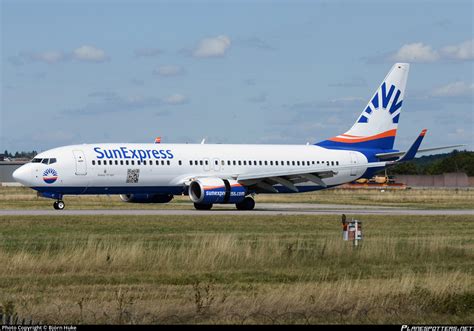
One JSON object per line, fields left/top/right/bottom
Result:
{"left": 53, "top": 200, "right": 65, "bottom": 210}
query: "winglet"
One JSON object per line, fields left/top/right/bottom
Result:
{"left": 398, "top": 129, "right": 427, "bottom": 162}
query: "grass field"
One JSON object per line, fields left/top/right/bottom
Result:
{"left": 1, "top": 186, "right": 473, "bottom": 209}
{"left": 0, "top": 214, "right": 473, "bottom": 324}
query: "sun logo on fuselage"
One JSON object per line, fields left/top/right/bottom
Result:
{"left": 357, "top": 82, "right": 403, "bottom": 124}
{"left": 43, "top": 168, "right": 58, "bottom": 184}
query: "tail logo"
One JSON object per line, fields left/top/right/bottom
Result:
{"left": 357, "top": 82, "right": 403, "bottom": 124}
{"left": 43, "top": 168, "right": 58, "bottom": 184}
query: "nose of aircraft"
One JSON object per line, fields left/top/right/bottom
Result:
{"left": 12, "top": 165, "right": 31, "bottom": 185}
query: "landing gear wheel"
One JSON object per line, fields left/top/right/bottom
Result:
{"left": 236, "top": 197, "right": 255, "bottom": 210}
{"left": 53, "top": 200, "right": 65, "bottom": 210}
{"left": 194, "top": 203, "right": 213, "bottom": 210}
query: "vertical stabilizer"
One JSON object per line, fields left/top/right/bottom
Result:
{"left": 317, "top": 63, "right": 409, "bottom": 150}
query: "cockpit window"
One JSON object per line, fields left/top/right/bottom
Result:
{"left": 32, "top": 158, "right": 57, "bottom": 164}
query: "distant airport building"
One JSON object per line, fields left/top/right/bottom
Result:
{"left": 0, "top": 158, "right": 28, "bottom": 185}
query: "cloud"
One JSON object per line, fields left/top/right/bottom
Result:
{"left": 134, "top": 48, "right": 162, "bottom": 58}
{"left": 391, "top": 42, "right": 439, "bottom": 62}
{"left": 72, "top": 45, "right": 108, "bottom": 62}
{"left": 192, "top": 35, "right": 231, "bottom": 58}
{"left": 247, "top": 93, "right": 267, "bottom": 103}
{"left": 153, "top": 65, "right": 184, "bottom": 77}
{"left": 382, "top": 39, "right": 473, "bottom": 63}
{"left": 441, "top": 39, "right": 474, "bottom": 61}
{"left": 65, "top": 92, "right": 163, "bottom": 115}
{"left": 9, "top": 45, "right": 109, "bottom": 65}
{"left": 163, "top": 93, "right": 188, "bottom": 105}
{"left": 431, "top": 81, "right": 474, "bottom": 98}
{"left": 238, "top": 37, "right": 276, "bottom": 51}
{"left": 31, "top": 51, "right": 66, "bottom": 64}
{"left": 8, "top": 50, "right": 67, "bottom": 65}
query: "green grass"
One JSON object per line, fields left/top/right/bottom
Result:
{"left": 0, "top": 214, "right": 473, "bottom": 324}
{"left": 1, "top": 186, "right": 473, "bottom": 209}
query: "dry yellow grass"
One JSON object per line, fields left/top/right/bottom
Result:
{"left": 1, "top": 214, "right": 472, "bottom": 324}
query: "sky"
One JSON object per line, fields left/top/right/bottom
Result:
{"left": 1, "top": 0, "right": 473, "bottom": 153}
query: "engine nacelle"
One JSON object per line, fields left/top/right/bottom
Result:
{"left": 120, "top": 193, "right": 173, "bottom": 203}
{"left": 189, "top": 178, "right": 247, "bottom": 204}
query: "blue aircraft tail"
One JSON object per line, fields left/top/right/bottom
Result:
{"left": 316, "top": 63, "right": 410, "bottom": 151}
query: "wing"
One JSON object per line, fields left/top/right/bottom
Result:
{"left": 235, "top": 162, "right": 387, "bottom": 193}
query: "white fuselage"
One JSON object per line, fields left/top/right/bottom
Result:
{"left": 13, "top": 143, "right": 369, "bottom": 196}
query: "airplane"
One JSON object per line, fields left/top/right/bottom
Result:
{"left": 12, "top": 63, "right": 462, "bottom": 210}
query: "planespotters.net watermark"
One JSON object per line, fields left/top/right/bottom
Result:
{"left": 2, "top": 326, "right": 76, "bottom": 331}
{"left": 402, "top": 326, "right": 473, "bottom": 331}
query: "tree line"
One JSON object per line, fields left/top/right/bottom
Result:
{"left": 387, "top": 150, "right": 474, "bottom": 176}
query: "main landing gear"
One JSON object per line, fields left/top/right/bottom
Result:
{"left": 53, "top": 200, "right": 65, "bottom": 210}
{"left": 193, "top": 197, "right": 255, "bottom": 211}
{"left": 235, "top": 197, "right": 255, "bottom": 210}
{"left": 193, "top": 203, "right": 213, "bottom": 210}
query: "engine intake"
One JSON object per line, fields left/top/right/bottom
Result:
{"left": 189, "top": 178, "right": 246, "bottom": 204}
{"left": 120, "top": 193, "right": 173, "bottom": 203}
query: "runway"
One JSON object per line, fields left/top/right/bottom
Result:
{"left": 0, "top": 203, "right": 472, "bottom": 216}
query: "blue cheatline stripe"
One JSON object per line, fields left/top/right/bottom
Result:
{"left": 31, "top": 184, "right": 338, "bottom": 197}
{"left": 32, "top": 186, "right": 187, "bottom": 195}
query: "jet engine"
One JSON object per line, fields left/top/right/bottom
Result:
{"left": 188, "top": 178, "right": 247, "bottom": 204}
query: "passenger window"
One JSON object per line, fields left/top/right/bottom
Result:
{"left": 297, "top": 161, "right": 300, "bottom": 166}
{"left": 156, "top": 160, "right": 159, "bottom": 165}
{"left": 115, "top": 160, "right": 118, "bottom": 165}
{"left": 238, "top": 161, "right": 242, "bottom": 166}
{"left": 98, "top": 160, "right": 101, "bottom": 165}
{"left": 227, "top": 160, "right": 231, "bottom": 166}
{"left": 167, "top": 160, "right": 170, "bottom": 165}
{"left": 259, "top": 161, "right": 262, "bottom": 166}
{"left": 131, "top": 161, "right": 135, "bottom": 165}
{"left": 287, "top": 161, "right": 290, "bottom": 166}
{"left": 270, "top": 161, "right": 273, "bottom": 166}
{"left": 221, "top": 160, "right": 225, "bottom": 166}
{"left": 326, "top": 161, "right": 330, "bottom": 165}
{"left": 312, "top": 161, "right": 315, "bottom": 165}
{"left": 179, "top": 160, "right": 182, "bottom": 166}
{"left": 275, "top": 161, "right": 279, "bottom": 166}
{"left": 205, "top": 160, "right": 208, "bottom": 165}
{"left": 190, "top": 160, "right": 193, "bottom": 165}
{"left": 317, "top": 161, "right": 320, "bottom": 164}
{"left": 336, "top": 161, "right": 339, "bottom": 166}
{"left": 126, "top": 160, "right": 129, "bottom": 165}
{"left": 254, "top": 161, "right": 257, "bottom": 166}
{"left": 264, "top": 161, "right": 268, "bottom": 166}
{"left": 92, "top": 160, "right": 96, "bottom": 165}
{"left": 143, "top": 160, "right": 147, "bottom": 165}
{"left": 331, "top": 161, "right": 334, "bottom": 166}
{"left": 215, "top": 160, "right": 219, "bottom": 165}
{"left": 292, "top": 161, "right": 295, "bottom": 166}
{"left": 138, "top": 161, "right": 141, "bottom": 165}
{"left": 243, "top": 161, "right": 247, "bottom": 166}
{"left": 233, "top": 161, "right": 236, "bottom": 166}
{"left": 161, "top": 160, "right": 165, "bottom": 165}
{"left": 121, "top": 160, "right": 124, "bottom": 165}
